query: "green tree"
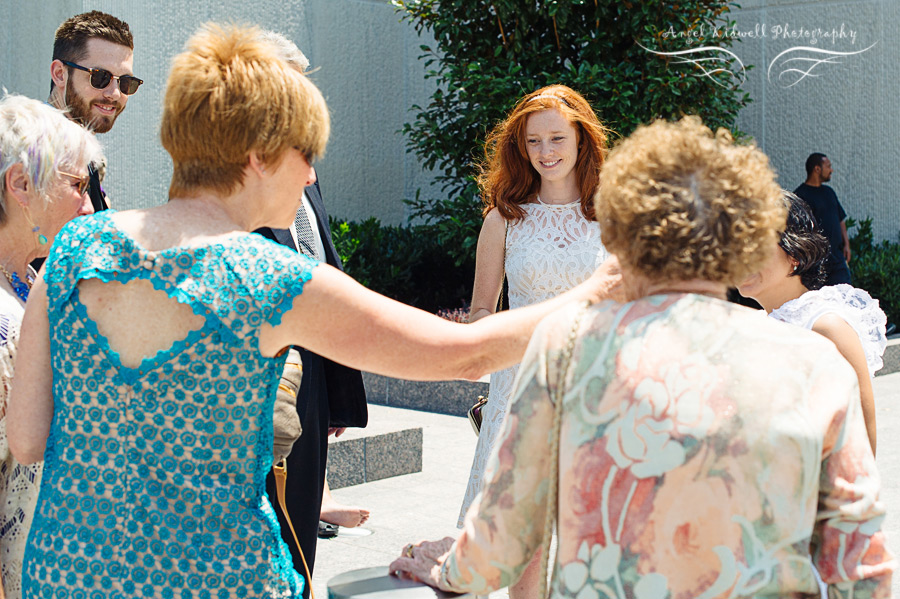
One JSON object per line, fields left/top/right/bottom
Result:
{"left": 393, "top": 0, "right": 751, "bottom": 266}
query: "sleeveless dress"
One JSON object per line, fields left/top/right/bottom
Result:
{"left": 0, "top": 288, "right": 42, "bottom": 599}
{"left": 24, "top": 211, "right": 314, "bottom": 599}
{"left": 769, "top": 284, "right": 887, "bottom": 376}
{"left": 458, "top": 200, "right": 609, "bottom": 525}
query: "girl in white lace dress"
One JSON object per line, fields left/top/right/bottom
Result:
{"left": 0, "top": 95, "right": 102, "bottom": 599}
{"left": 461, "top": 85, "right": 613, "bottom": 599}
{"left": 740, "top": 192, "right": 886, "bottom": 454}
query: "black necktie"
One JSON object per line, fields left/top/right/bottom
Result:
{"left": 293, "top": 203, "right": 320, "bottom": 259}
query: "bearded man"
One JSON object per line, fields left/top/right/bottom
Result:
{"left": 48, "top": 11, "right": 142, "bottom": 212}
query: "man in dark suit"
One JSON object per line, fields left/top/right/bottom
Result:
{"left": 258, "top": 178, "right": 368, "bottom": 596}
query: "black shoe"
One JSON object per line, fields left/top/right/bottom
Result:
{"left": 317, "top": 521, "right": 339, "bottom": 539}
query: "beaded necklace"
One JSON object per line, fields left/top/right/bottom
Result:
{"left": 0, "top": 264, "right": 33, "bottom": 302}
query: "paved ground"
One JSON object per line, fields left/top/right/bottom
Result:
{"left": 313, "top": 372, "right": 900, "bottom": 598}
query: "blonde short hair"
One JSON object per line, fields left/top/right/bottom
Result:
{"left": 596, "top": 117, "right": 785, "bottom": 286}
{"left": 160, "top": 24, "right": 330, "bottom": 198}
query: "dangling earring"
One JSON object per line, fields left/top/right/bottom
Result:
{"left": 22, "top": 207, "right": 48, "bottom": 245}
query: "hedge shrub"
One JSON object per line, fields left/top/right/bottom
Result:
{"left": 329, "top": 216, "right": 472, "bottom": 313}
{"left": 392, "top": 0, "right": 751, "bottom": 266}
{"left": 848, "top": 218, "right": 900, "bottom": 326}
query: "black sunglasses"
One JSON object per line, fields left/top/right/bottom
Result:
{"left": 61, "top": 60, "right": 143, "bottom": 95}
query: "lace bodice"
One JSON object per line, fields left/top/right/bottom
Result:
{"left": 769, "top": 284, "right": 887, "bottom": 376}
{"left": 0, "top": 290, "right": 41, "bottom": 599}
{"left": 459, "top": 200, "right": 609, "bottom": 526}
{"left": 25, "top": 211, "right": 313, "bottom": 598}
{"left": 505, "top": 201, "right": 609, "bottom": 309}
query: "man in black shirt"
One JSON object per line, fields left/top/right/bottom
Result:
{"left": 794, "top": 153, "right": 852, "bottom": 285}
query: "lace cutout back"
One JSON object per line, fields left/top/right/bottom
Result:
{"left": 769, "top": 283, "right": 888, "bottom": 376}
{"left": 25, "top": 211, "right": 316, "bottom": 598}
{"left": 77, "top": 278, "right": 207, "bottom": 369}
{"left": 505, "top": 202, "right": 609, "bottom": 309}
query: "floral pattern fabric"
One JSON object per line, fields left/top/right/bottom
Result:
{"left": 24, "top": 211, "right": 315, "bottom": 598}
{"left": 449, "top": 294, "right": 894, "bottom": 598}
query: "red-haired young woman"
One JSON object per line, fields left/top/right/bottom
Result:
{"left": 460, "top": 85, "right": 613, "bottom": 599}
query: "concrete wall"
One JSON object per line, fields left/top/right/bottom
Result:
{"left": 0, "top": 0, "right": 439, "bottom": 225}
{"left": 729, "top": 0, "right": 898, "bottom": 242}
{"left": 1, "top": 1, "right": 897, "bottom": 241}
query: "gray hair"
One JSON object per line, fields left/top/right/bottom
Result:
{"left": 257, "top": 30, "right": 310, "bottom": 72}
{"left": 0, "top": 94, "right": 104, "bottom": 222}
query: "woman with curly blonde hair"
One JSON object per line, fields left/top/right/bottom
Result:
{"left": 395, "top": 117, "right": 892, "bottom": 598}
{"left": 461, "top": 84, "right": 613, "bottom": 599}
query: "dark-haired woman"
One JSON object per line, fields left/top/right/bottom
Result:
{"left": 739, "top": 192, "right": 885, "bottom": 454}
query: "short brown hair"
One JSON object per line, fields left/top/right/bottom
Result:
{"left": 478, "top": 84, "right": 610, "bottom": 222}
{"left": 51, "top": 11, "right": 133, "bottom": 92}
{"left": 597, "top": 117, "right": 785, "bottom": 286}
{"left": 159, "top": 24, "right": 330, "bottom": 198}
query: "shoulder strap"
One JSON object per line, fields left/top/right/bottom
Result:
{"left": 498, "top": 220, "right": 508, "bottom": 312}
{"left": 538, "top": 301, "right": 589, "bottom": 598}
{"left": 273, "top": 459, "right": 316, "bottom": 599}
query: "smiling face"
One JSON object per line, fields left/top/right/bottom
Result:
{"left": 523, "top": 108, "right": 580, "bottom": 188}
{"left": 59, "top": 38, "right": 134, "bottom": 133}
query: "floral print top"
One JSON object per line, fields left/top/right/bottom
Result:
{"left": 449, "top": 294, "right": 894, "bottom": 599}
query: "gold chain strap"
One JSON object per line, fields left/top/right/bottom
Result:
{"left": 538, "top": 301, "right": 589, "bottom": 598}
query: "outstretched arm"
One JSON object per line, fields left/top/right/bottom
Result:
{"left": 260, "top": 258, "right": 621, "bottom": 383}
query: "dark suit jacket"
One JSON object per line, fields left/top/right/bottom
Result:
{"left": 257, "top": 181, "right": 368, "bottom": 428}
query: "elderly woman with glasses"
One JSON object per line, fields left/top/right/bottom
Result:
{"left": 392, "top": 117, "right": 893, "bottom": 598}
{"left": 7, "top": 24, "right": 618, "bottom": 599}
{"left": 0, "top": 94, "right": 100, "bottom": 599}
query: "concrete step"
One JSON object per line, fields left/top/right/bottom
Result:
{"left": 879, "top": 337, "right": 900, "bottom": 377}
{"left": 326, "top": 404, "right": 423, "bottom": 490}
{"left": 362, "top": 372, "right": 488, "bottom": 417}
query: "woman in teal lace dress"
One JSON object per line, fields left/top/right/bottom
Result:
{"left": 7, "top": 25, "right": 619, "bottom": 599}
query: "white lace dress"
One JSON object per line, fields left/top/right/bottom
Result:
{"left": 0, "top": 288, "right": 42, "bottom": 599}
{"left": 458, "top": 200, "right": 609, "bottom": 525}
{"left": 769, "top": 284, "right": 887, "bottom": 376}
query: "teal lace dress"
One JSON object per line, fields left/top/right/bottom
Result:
{"left": 23, "top": 211, "right": 314, "bottom": 599}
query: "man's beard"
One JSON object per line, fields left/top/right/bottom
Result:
{"left": 64, "top": 85, "right": 123, "bottom": 134}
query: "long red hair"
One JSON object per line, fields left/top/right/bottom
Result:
{"left": 477, "top": 85, "right": 610, "bottom": 221}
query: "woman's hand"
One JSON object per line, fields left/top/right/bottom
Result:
{"left": 389, "top": 537, "right": 457, "bottom": 591}
{"left": 586, "top": 255, "right": 625, "bottom": 304}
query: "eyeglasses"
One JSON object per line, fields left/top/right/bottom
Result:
{"left": 61, "top": 60, "right": 143, "bottom": 95}
{"left": 58, "top": 171, "right": 91, "bottom": 196}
